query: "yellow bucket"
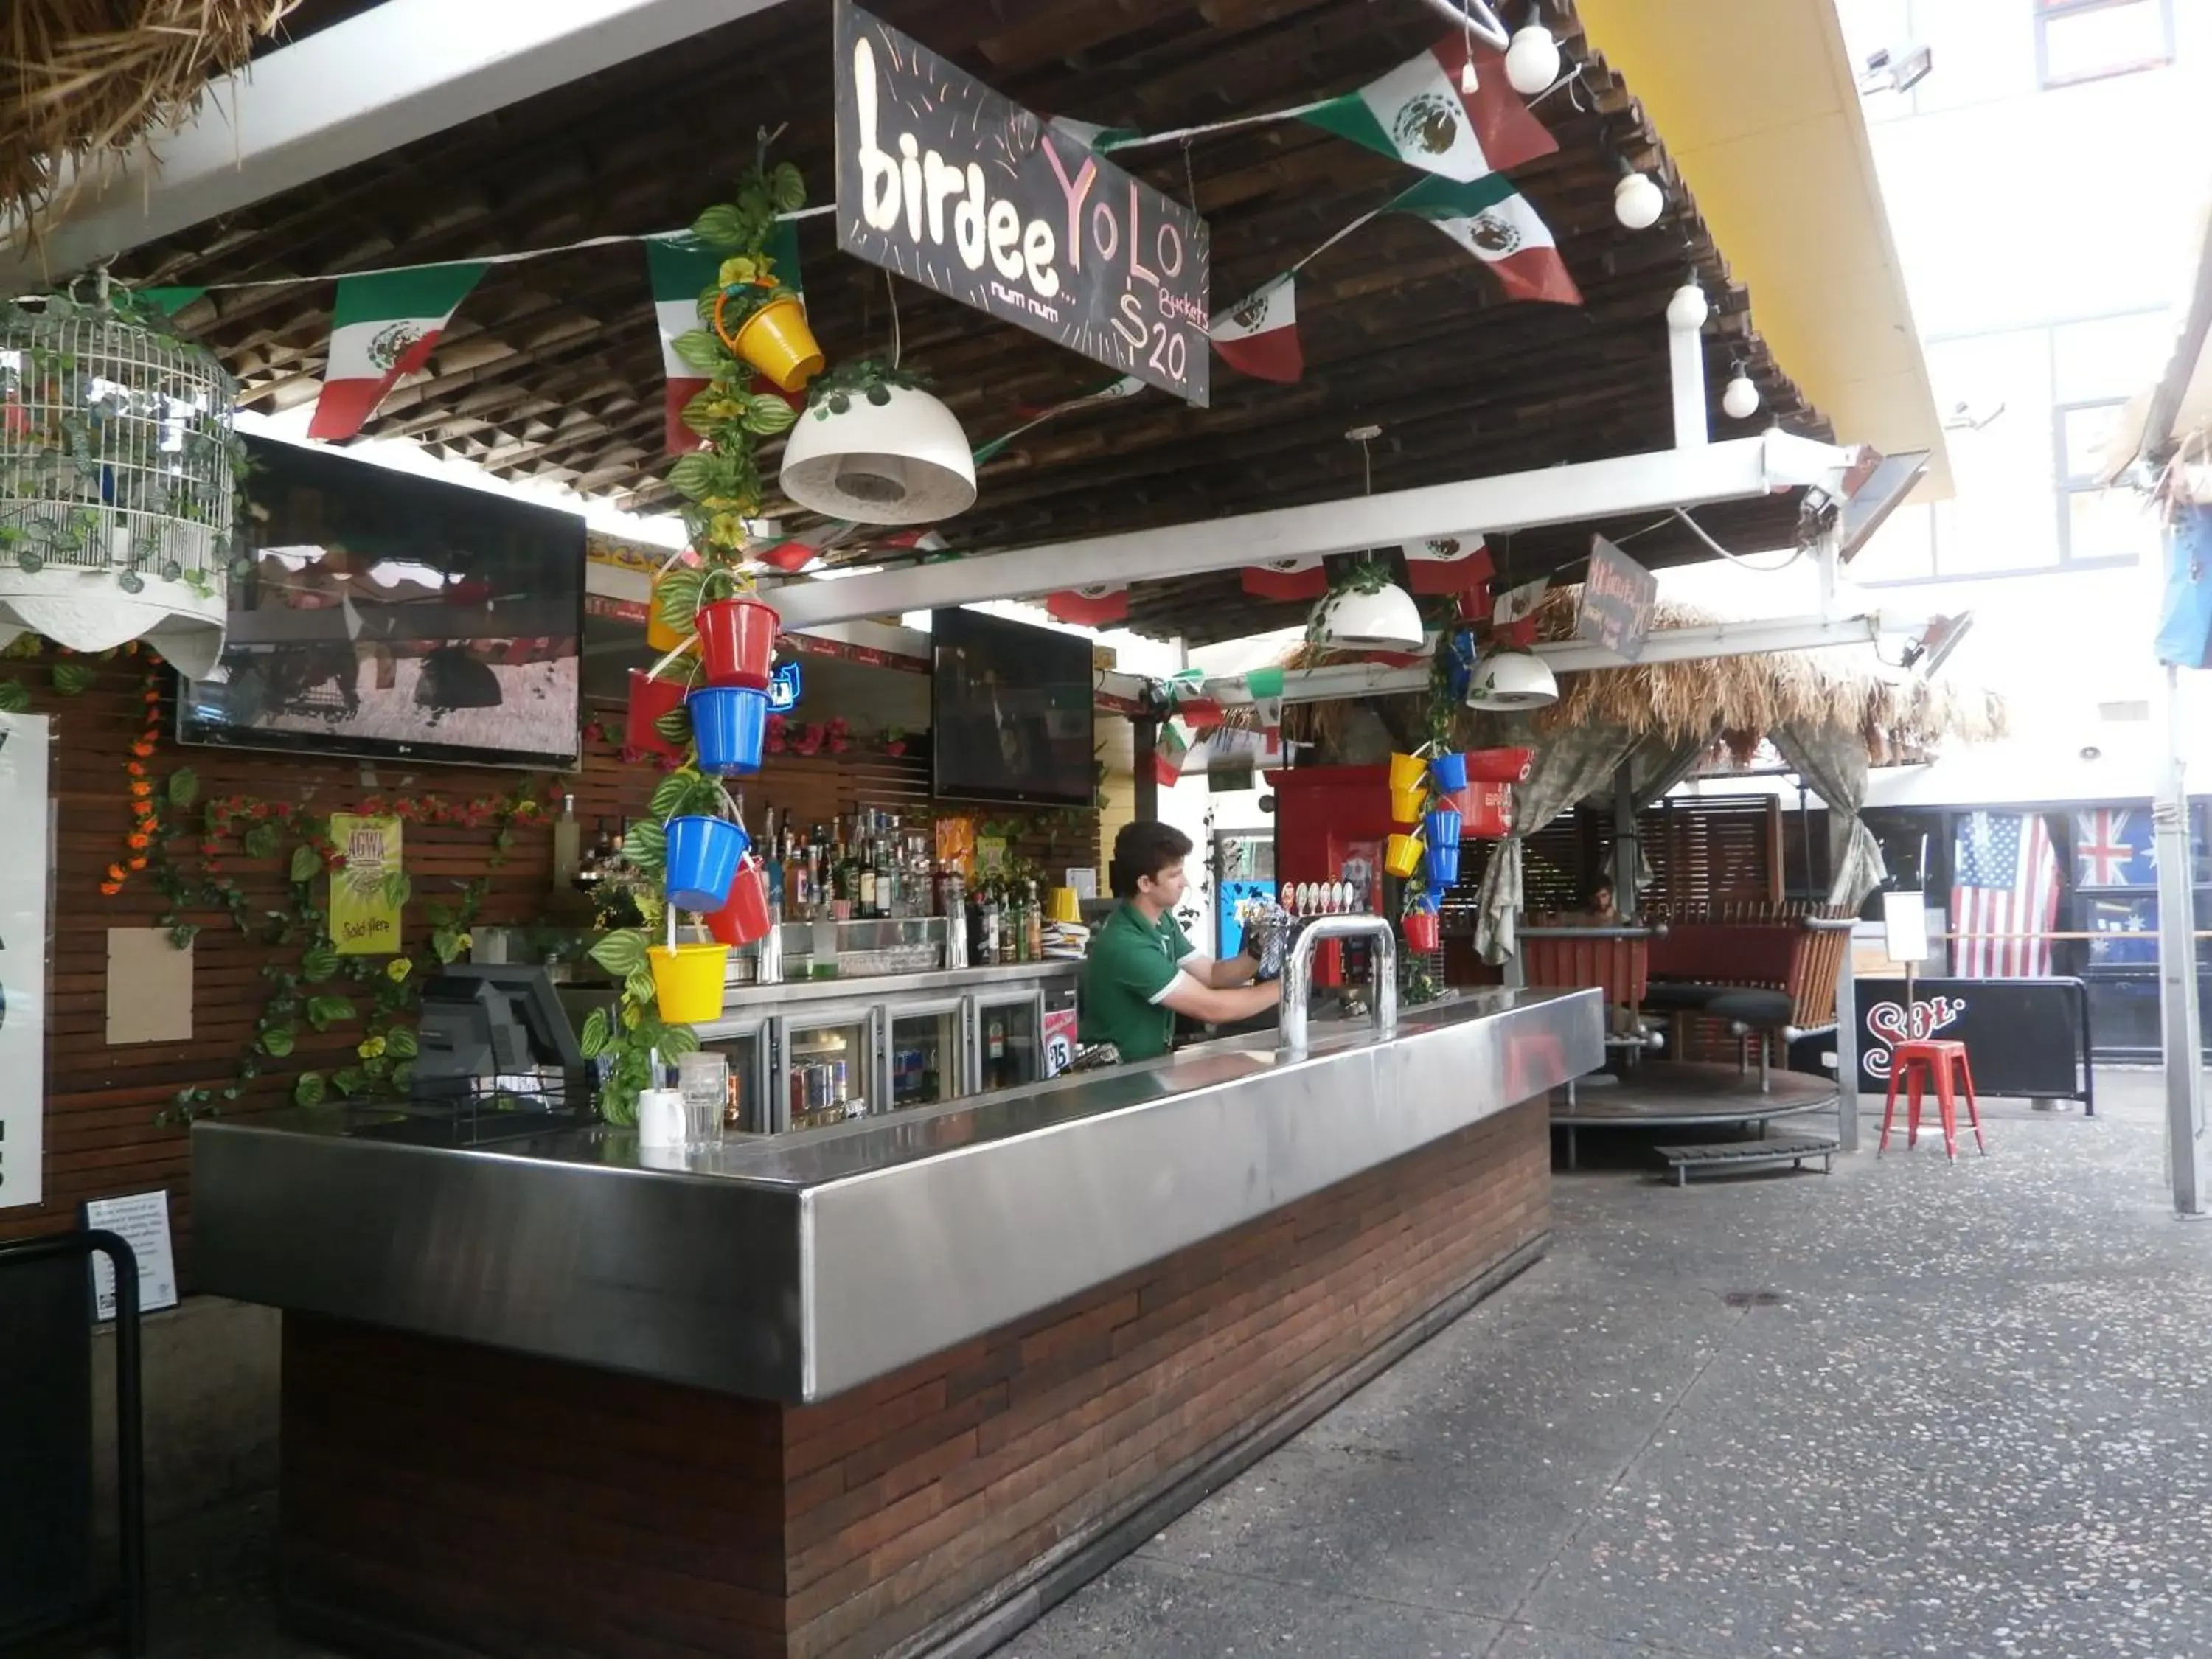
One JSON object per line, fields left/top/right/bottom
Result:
{"left": 1388, "top": 752, "right": 1427, "bottom": 793}
{"left": 1383, "top": 833, "right": 1425, "bottom": 879}
{"left": 734, "top": 296, "right": 825, "bottom": 393}
{"left": 647, "top": 942, "right": 729, "bottom": 1024}
{"left": 1388, "top": 784, "right": 1427, "bottom": 826}
{"left": 647, "top": 568, "right": 692, "bottom": 655}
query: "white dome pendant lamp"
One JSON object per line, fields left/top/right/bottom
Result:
{"left": 1306, "top": 425, "right": 1426, "bottom": 651}
{"left": 779, "top": 361, "right": 975, "bottom": 526}
{"left": 1465, "top": 647, "right": 1558, "bottom": 710}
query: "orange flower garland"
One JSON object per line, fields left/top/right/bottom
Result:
{"left": 102, "top": 659, "right": 166, "bottom": 897}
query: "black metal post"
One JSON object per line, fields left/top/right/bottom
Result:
{"left": 0, "top": 1228, "right": 145, "bottom": 1657}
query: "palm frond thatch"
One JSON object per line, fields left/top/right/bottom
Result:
{"left": 1281, "top": 587, "right": 2006, "bottom": 767}
{"left": 3, "top": 1, "right": 300, "bottom": 251}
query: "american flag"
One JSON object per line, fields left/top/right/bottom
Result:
{"left": 1950, "top": 812, "right": 2059, "bottom": 977}
{"left": 2074, "top": 808, "right": 2152, "bottom": 888}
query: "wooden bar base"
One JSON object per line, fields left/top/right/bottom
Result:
{"left": 281, "top": 1099, "right": 1551, "bottom": 1659}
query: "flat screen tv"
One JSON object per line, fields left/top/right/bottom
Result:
{"left": 931, "top": 607, "right": 1095, "bottom": 807}
{"left": 179, "top": 437, "right": 583, "bottom": 768}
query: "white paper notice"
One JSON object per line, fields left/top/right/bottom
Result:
{"left": 1881, "top": 890, "right": 1930, "bottom": 965}
{"left": 0, "top": 712, "right": 49, "bottom": 1211}
{"left": 84, "top": 1191, "right": 181, "bottom": 1321}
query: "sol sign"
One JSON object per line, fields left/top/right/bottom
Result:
{"left": 834, "top": 0, "right": 1211, "bottom": 405}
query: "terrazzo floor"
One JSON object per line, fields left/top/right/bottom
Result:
{"left": 40, "top": 1071, "right": 2212, "bottom": 1659}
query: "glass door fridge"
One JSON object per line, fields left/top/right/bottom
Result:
{"left": 886, "top": 998, "right": 964, "bottom": 1111}
{"left": 698, "top": 1019, "right": 771, "bottom": 1135}
{"left": 777, "top": 1002, "right": 882, "bottom": 1131}
{"left": 970, "top": 987, "right": 1046, "bottom": 1096}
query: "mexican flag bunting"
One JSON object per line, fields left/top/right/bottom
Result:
{"left": 1242, "top": 556, "right": 1331, "bottom": 602}
{"left": 1048, "top": 116, "right": 1143, "bottom": 155}
{"left": 139, "top": 287, "right": 206, "bottom": 318}
{"left": 977, "top": 375, "right": 1145, "bottom": 465}
{"left": 1046, "top": 584, "right": 1129, "bottom": 627}
{"left": 1492, "top": 574, "right": 1548, "bottom": 647}
{"left": 1403, "top": 532, "right": 1493, "bottom": 595}
{"left": 1148, "top": 717, "right": 1196, "bottom": 789}
{"left": 1167, "top": 667, "right": 1224, "bottom": 731}
{"left": 1247, "top": 665, "right": 1287, "bottom": 759}
{"left": 1209, "top": 274, "right": 1301, "bottom": 383}
{"left": 753, "top": 538, "right": 821, "bottom": 574}
{"left": 649, "top": 220, "right": 804, "bottom": 456}
{"left": 1388, "top": 174, "right": 1582, "bottom": 306}
{"left": 1301, "top": 35, "right": 1557, "bottom": 184}
{"left": 308, "top": 262, "right": 487, "bottom": 442}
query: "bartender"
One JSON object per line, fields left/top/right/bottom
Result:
{"left": 1079, "top": 821, "right": 1281, "bottom": 1062}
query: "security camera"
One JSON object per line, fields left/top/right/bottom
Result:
{"left": 1858, "top": 43, "right": 1933, "bottom": 95}
{"left": 1941, "top": 399, "right": 2006, "bottom": 431}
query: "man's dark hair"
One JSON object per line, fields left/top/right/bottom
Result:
{"left": 1110, "top": 821, "right": 1194, "bottom": 899}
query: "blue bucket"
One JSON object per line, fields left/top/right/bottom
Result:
{"left": 664, "top": 815, "right": 749, "bottom": 911}
{"left": 1428, "top": 751, "right": 1469, "bottom": 793}
{"left": 1425, "top": 879, "right": 1451, "bottom": 908}
{"left": 690, "top": 685, "right": 769, "bottom": 777}
{"left": 1425, "top": 807, "right": 1463, "bottom": 849}
{"left": 1424, "top": 841, "right": 1461, "bottom": 887}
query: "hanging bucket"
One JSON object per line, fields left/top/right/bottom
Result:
{"left": 689, "top": 686, "right": 769, "bottom": 777}
{"left": 1387, "top": 752, "right": 1427, "bottom": 793}
{"left": 1388, "top": 784, "right": 1427, "bottom": 827}
{"left": 1424, "top": 841, "right": 1462, "bottom": 886}
{"left": 719, "top": 291, "right": 824, "bottom": 392}
{"left": 1428, "top": 751, "right": 1469, "bottom": 793}
{"left": 647, "top": 942, "right": 730, "bottom": 1024}
{"left": 704, "top": 856, "right": 776, "bottom": 947}
{"left": 1425, "top": 807, "right": 1463, "bottom": 849}
{"left": 1402, "top": 911, "right": 1441, "bottom": 953}
{"left": 647, "top": 568, "right": 693, "bottom": 654}
{"left": 1467, "top": 747, "right": 1535, "bottom": 784}
{"left": 697, "top": 597, "right": 779, "bottom": 689}
{"left": 625, "top": 669, "right": 688, "bottom": 758}
{"left": 1384, "top": 833, "right": 1425, "bottom": 879}
{"left": 664, "top": 815, "right": 748, "bottom": 911}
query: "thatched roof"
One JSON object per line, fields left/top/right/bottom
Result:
{"left": 3, "top": 1, "right": 299, "bottom": 251}
{"left": 1283, "top": 586, "right": 2006, "bottom": 768}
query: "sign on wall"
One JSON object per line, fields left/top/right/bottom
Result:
{"left": 0, "top": 713, "right": 49, "bottom": 1210}
{"left": 1575, "top": 536, "right": 1658, "bottom": 661}
{"left": 330, "top": 813, "right": 404, "bottom": 955}
{"left": 833, "top": 0, "right": 1211, "bottom": 405}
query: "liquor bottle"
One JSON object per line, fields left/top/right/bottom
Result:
{"left": 859, "top": 828, "right": 879, "bottom": 919}
{"left": 964, "top": 881, "right": 987, "bottom": 967}
{"left": 996, "top": 886, "right": 1016, "bottom": 965}
{"left": 835, "top": 829, "right": 855, "bottom": 923}
{"left": 1025, "top": 880, "right": 1044, "bottom": 961}
{"left": 552, "top": 793, "right": 582, "bottom": 888}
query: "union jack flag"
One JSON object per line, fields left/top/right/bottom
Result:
{"left": 2074, "top": 809, "right": 2151, "bottom": 888}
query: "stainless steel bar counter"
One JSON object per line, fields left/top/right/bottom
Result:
{"left": 193, "top": 987, "right": 1599, "bottom": 1659}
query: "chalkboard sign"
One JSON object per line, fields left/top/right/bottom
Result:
{"left": 834, "top": 0, "right": 1211, "bottom": 405}
{"left": 1575, "top": 536, "right": 1658, "bottom": 661}
{"left": 1854, "top": 976, "right": 2093, "bottom": 1109}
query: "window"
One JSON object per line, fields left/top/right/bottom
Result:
{"left": 2036, "top": 0, "right": 2174, "bottom": 88}
{"left": 2053, "top": 397, "right": 2157, "bottom": 563}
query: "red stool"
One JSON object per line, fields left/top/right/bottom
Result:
{"left": 1880, "top": 1039, "right": 1987, "bottom": 1161}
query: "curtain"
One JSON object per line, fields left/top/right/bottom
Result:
{"left": 1474, "top": 721, "right": 1637, "bottom": 963}
{"left": 1773, "top": 722, "right": 1886, "bottom": 911}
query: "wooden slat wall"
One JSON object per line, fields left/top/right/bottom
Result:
{"left": 1639, "top": 796, "right": 1782, "bottom": 911}
{"left": 0, "top": 659, "right": 1098, "bottom": 1269}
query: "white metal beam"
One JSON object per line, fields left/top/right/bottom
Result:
{"left": 1194, "top": 613, "right": 1893, "bottom": 707}
{"left": 768, "top": 431, "right": 1853, "bottom": 631}
{"left": 1, "top": 0, "right": 787, "bottom": 289}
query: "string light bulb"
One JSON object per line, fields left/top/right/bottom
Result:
{"left": 1461, "top": 51, "right": 1481, "bottom": 94}
{"left": 1722, "top": 362, "right": 1761, "bottom": 420}
{"left": 1665, "top": 280, "right": 1708, "bottom": 332}
{"left": 1614, "top": 170, "right": 1664, "bottom": 230}
{"left": 1504, "top": 22, "right": 1561, "bottom": 95}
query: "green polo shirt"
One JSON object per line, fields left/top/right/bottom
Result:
{"left": 1078, "top": 901, "right": 1196, "bottom": 1061}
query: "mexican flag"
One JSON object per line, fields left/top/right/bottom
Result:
{"left": 307, "top": 262, "right": 487, "bottom": 442}
{"left": 648, "top": 219, "right": 804, "bottom": 456}
{"left": 753, "top": 538, "right": 821, "bottom": 574}
{"left": 1247, "top": 666, "right": 1287, "bottom": 759}
{"left": 1046, "top": 584, "right": 1129, "bottom": 627}
{"left": 1242, "top": 556, "right": 1330, "bottom": 602}
{"left": 975, "top": 375, "right": 1145, "bottom": 465}
{"left": 1148, "top": 717, "right": 1200, "bottom": 789}
{"left": 1389, "top": 174, "right": 1582, "bottom": 306}
{"left": 1403, "top": 532, "right": 1493, "bottom": 595}
{"left": 1302, "top": 35, "right": 1557, "bottom": 183}
{"left": 1048, "top": 116, "right": 1142, "bottom": 155}
{"left": 1209, "top": 274, "right": 1301, "bottom": 384}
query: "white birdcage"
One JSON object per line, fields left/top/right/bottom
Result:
{"left": 0, "top": 290, "right": 238, "bottom": 678}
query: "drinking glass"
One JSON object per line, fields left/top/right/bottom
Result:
{"left": 676, "top": 1052, "right": 729, "bottom": 1147}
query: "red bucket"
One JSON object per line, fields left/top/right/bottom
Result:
{"left": 625, "top": 669, "right": 688, "bottom": 757}
{"left": 705, "top": 855, "right": 776, "bottom": 947}
{"left": 697, "top": 597, "right": 779, "bottom": 690}
{"left": 1466, "top": 747, "right": 1534, "bottom": 784}
{"left": 1402, "top": 910, "right": 1440, "bottom": 953}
